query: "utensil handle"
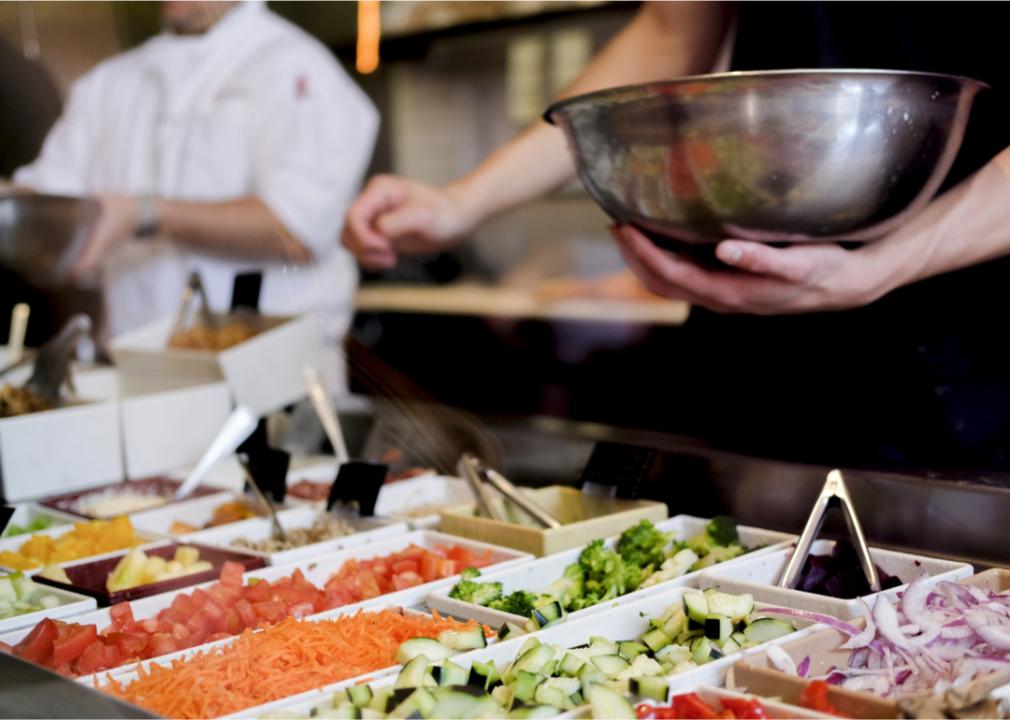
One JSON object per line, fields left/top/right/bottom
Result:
{"left": 7, "top": 304, "right": 29, "bottom": 364}
{"left": 238, "top": 456, "right": 287, "bottom": 542}
{"left": 303, "top": 367, "right": 350, "bottom": 463}
{"left": 457, "top": 453, "right": 502, "bottom": 521}
{"left": 175, "top": 405, "right": 259, "bottom": 500}
{"left": 483, "top": 468, "right": 562, "bottom": 529}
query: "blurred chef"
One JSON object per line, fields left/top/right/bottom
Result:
{"left": 13, "top": 0, "right": 378, "bottom": 361}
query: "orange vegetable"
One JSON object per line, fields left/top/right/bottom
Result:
{"left": 103, "top": 609, "right": 491, "bottom": 718}
{"left": 0, "top": 517, "right": 142, "bottom": 570}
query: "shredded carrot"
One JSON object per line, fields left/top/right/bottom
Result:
{"left": 102, "top": 609, "right": 490, "bottom": 718}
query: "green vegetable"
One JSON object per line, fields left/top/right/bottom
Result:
{"left": 2, "top": 516, "right": 55, "bottom": 537}
{"left": 570, "top": 539, "right": 627, "bottom": 611}
{"left": 615, "top": 520, "right": 671, "bottom": 570}
{"left": 544, "top": 562, "right": 584, "bottom": 609}
{"left": 704, "top": 516, "right": 740, "bottom": 546}
{"left": 487, "top": 591, "right": 539, "bottom": 617}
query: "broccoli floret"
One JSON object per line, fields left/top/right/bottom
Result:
{"left": 488, "top": 590, "right": 539, "bottom": 617}
{"left": 616, "top": 520, "right": 671, "bottom": 569}
{"left": 545, "top": 562, "right": 585, "bottom": 610}
{"left": 449, "top": 576, "right": 503, "bottom": 606}
{"left": 705, "top": 516, "right": 740, "bottom": 546}
{"left": 460, "top": 567, "right": 481, "bottom": 581}
{"left": 575, "top": 539, "right": 627, "bottom": 610}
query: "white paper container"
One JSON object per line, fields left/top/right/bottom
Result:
{"left": 244, "top": 585, "right": 820, "bottom": 720}
{"left": 0, "top": 575, "right": 98, "bottom": 633}
{"left": 111, "top": 314, "right": 325, "bottom": 415}
{"left": 120, "top": 381, "right": 233, "bottom": 479}
{"left": 128, "top": 491, "right": 276, "bottom": 537}
{"left": 427, "top": 514, "right": 795, "bottom": 628}
{"left": 0, "top": 522, "right": 160, "bottom": 575}
{"left": 5, "top": 531, "right": 527, "bottom": 682}
{"left": 698, "top": 539, "right": 974, "bottom": 619}
{"left": 180, "top": 505, "right": 411, "bottom": 565}
{"left": 2, "top": 503, "right": 81, "bottom": 538}
{"left": 0, "top": 400, "right": 124, "bottom": 503}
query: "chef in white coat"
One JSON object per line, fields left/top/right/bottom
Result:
{"left": 14, "top": 1, "right": 378, "bottom": 374}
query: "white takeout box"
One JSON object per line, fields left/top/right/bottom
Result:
{"left": 427, "top": 514, "right": 795, "bottom": 628}
{"left": 0, "top": 399, "right": 124, "bottom": 503}
{"left": 110, "top": 314, "right": 325, "bottom": 415}
{"left": 698, "top": 539, "right": 973, "bottom": 619}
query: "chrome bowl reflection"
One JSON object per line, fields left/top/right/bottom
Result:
{"left": 546, "top": 69, "right": 987, "bottom": 244}
{"left": 0, "top": 193, "right": 98, "bottom": 286}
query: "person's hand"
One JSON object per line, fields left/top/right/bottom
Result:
{"left": 611, "top": 224, "right": 891, "bottom": 314}
{"left": 72, "top": 194, "right": 140, "bottom": 276}
{"left": 341, "top": 175, "right": 476, "bottom": 270}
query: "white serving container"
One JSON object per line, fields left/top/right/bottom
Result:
{"left": 181, "top": 505, "right": 411, "bottom": 565}
{"left": 427, "top": 514, "right": 795, "bottom": 628}
{"left": 0, "top": 522, "right": 160, "bottom": 575}
{"left": 119, "top": 381, "right": 233, "bottom": 479}
{"left": 73, "top": 533, "right": 528, "bottom": 683}
{"left": 111, "top": 314, "right": 325, "bottom": 415}
{"left": 2, "top": 503, "right": 81, "bottom": 538}
{"left": 0, "top": 399, "right": 124, "bottom": 503}
{"left": 0, "top": 575, "right": 98, "bottom": 633}
{"left": 374, "top": 475, "right": 474, "bottom": 529}
{"left": 241, "top": 585, "right": 820, "bottom": 720}
{"left": 698, "top": 539, "right": 973, "bottom": 619}
{"left": 127, "top": 491, "right": 255, "bottom": 537}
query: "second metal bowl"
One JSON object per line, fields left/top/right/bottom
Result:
{"left": 546, "top": 69, "right": 986, "bottom": 244}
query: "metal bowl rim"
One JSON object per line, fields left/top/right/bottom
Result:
{"left": 544, "top": 67, "right": 990, "bottom": 125}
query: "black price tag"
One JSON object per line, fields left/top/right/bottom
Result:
{"left": 326, "top": 462, "right": 388, "bottom": 517}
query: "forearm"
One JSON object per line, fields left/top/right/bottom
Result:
{"left": 451, "top": 1, "right": 732, "bottom": 225}
{"left": 863, "top": 149, "right": 1010, "bottom": 296}
{"left": 155, "top": 196, "right": 312, "bottom": 263}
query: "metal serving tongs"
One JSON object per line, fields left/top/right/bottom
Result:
{"left": 23, "top": 314, "right": 91, "bottom": 405}
{"left": 169, "top": 271, "right": 217, "bottom": 339}
{"left": 457, "top": 453, "right": 562, "bottom": 529}
{"left": 175, "top": 405, "right": 259, "bottom": 501}
{"left": 778, "top": 468, "right": 880, "bottom": 592}
{"left": 237, "top": 455, "right": 288, "bottom": 543}
{"left": 0, "top": 303, "right": 33, "bottom": 381}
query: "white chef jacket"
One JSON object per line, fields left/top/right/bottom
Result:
{"left": 15, "top": 1, "right": 378, "bottom": 357}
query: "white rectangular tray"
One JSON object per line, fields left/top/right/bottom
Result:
{"left": 427, "top": 514, "right": 794, "bottom": 628}
{"left": 0, "top": 522, "right": 162, "bottom": 575}
{"left": 698, "top": 539, "right": 973, "bottom": 619}
{"left": 180, "top": 505, "right": 411, "bottom": 565}
{"left": 0, "top": 530, "right": 529, "bottom": 680}
{"left": 244, "top": 585, "right": 820, "bottom": 719}
{"left": 1, "top": 503, "right": 81, "bottom": 538}
{"left": 129, "top": 492, "right": 300, "bottom": 538}
{"left": 0, "top": 574, "right": 98, "bottom": 634}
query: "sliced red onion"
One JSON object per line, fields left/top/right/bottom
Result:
{"left": 895, "top": 669, "right": 913, "bottom": 685}
{"left": 755, "top": 606, "right": 862, "bottom": 635}
{"left": 797, "top": 654, "right": 811, "bottom": 678}
{"left": 874, "top": 594, "right": 915, "bottom": 649}
{"left": 964, "top": 612, "right": 1010, "bottom": 651}
{"left": 849, "top": 647, "right": 870, "bottom": 668}
{"left": 825, "top": 671, "right": 846, "bottom": 685}
{"left": 766, "top": 645, "right": 797, "bottom": 676}
{"left": 840, "top": 613, "right": 877, "bottom": 649}
{"left": 901, "top": 573, "right": 938, "bottom": 629}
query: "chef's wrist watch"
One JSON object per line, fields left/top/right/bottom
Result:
{"left": 135, "top": 195, "right": 160, "bottom": 238}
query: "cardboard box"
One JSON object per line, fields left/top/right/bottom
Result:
{"left": 438, "top": 485, "right": 668, "bottom": 556}
{"left": 111, "top": 314, "right": 325, "bottom": 415}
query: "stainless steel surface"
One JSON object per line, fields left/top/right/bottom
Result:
{"left": 0, "top": 193, "right": 98, "bottom": 285}
{"left": 24, "top": 313, "right": 91, "bottom": 403}
{"left": 239, "top": 456, "right": 288, "bottom": 543}
{"left": 483, "top": 466, "right": 563, "bottom": 529}
{"left": 546, "top": 69, "right": 986, "bottom": 244}
{"left": 304, "top": 367, "right": 351, "bottom": 463}
{"left": 779, "top": 469, "right": 880, "bottom": 592}
{"left": 458, "top": 452, "right": 503, "bottom": 520}
{"left": 175, "top": 405, "right": 259, "bottom": 500}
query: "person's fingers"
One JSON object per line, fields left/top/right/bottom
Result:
{"left": 357, "top": 248, "right": 398, "bottom": 271}
{"left": 344, "top": 175, "right": 407, "bottom": 252}
{"left": 374, "top": 202, "right": 437, "bottom": 244}
{"left": 611, "top": 227, "right": 723, "bottom": 308}
{"left": 716, "top": 240, "right": 816, "bottom": 283}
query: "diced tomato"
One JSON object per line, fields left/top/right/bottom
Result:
{"left": 14, "top": 618, "right": 59, "bottom": 665}
{"left": 108, "top": 603, "right": 135, "bottom": 629}
{"left": 75, "top": 641, "right": 116, "bottom": 675}
{"left": 391, "top": 559, "right": 419, "bottom": 575}
{"left": 397, "top": 544, "right": 425, "bottom": 559}
{"left": 290, "top": 569, "right": 315, "bottom": 592}
{"left": 636, "top": 703, "right": 657, "bottom": 719}
{"left": 0, "top": 641, "right": 11, "bottom": 653}
{"left": 199, "top": 599, "right": 225, "bottom": 621}
{"left": 107, "top": 631, "right": 147, "bottom": 659}
{"left": 219, "top": 561, "right": 245, "bottom": 587}
{"left": 391, "top": 571, "right": 424, "bottom": 590}
{"left": 140, "top": 618, "right": 159, "bottom": 634}
{"left": 243, "top": 579, "right": 271, "bottom": 603}
{"left": 673, "top": 693, "right": 718, "bottom": 720}
{"left": 234, "top": 598, "right": 257, "bottom": 628}
{"left": 207, "top": 632, "right": 232, "bottom": 643}
{"left": 148, "top": 633, "right": 178, "bottom": 658}
{"left": 190, "top": 588, "right": 213, "bottom": 609}
{"left": 223, "top": 609, "right": 244, "bottom": 635}
{"left": 52, "top": 624, "right": 98, "bottom": 667}
{"left": 720, "top": 698, "right": 769, "bottom": 719}
{"left": 800, "top": 681, "right": 839, "bottom": 715}
{"left": 208, "top": 584, "right": 242, "bottom": 608}
{"left": 252, "top": 601, "right": 286, "bottom": 623}
{"left": 288, "top": 602, "right": 315, "bottom": 619}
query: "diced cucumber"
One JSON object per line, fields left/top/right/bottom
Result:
{"left": 395, "top": 638, "right": 454, "bottom": 665}
{"left": 491, "top": 683, "right": 512, "bottom": 709}
{"left": 731, "top": 631, "right": 747, "bottom": 645}
{"left": 39, "top": 595, "right": 60, "bottom": 609}
{"left": 705, "top": 591, "right": 755, "bottom": 622}
{"left": 508, "top": 706, "right": 558, "bottom": 719}
{"left": 720, "top": 637, "right": 741, "bottom": 656}
{"left": 629, "top": 676, "right": 669, "bottom": 703}
{"left": 587, "top": 637, "right": 619, "bottom": 656}
{"left": 534, "top": 684, "right": 571, "bottom": 710}
{"left": 577, "top": 662, "right": 606, "bottom": 686}
{"left": 690, "top": 637, "right": 723, "bottom": 665}
{"left": 0, "top": 577, "right": 14, "bottom": 601}
{"left": 587, "top": 684, "right": 636, "bottom": 720}
{"left": 511, "top": 670, "right": 545, "bottom": 704}
{"left": 346, "top": 685, "right": 374, "bottom": 708}
{"left": 518, "top": 636, "right": 541, "bottom": 656}
{"left": 384, "top": 688, "right": 416, "bottom": 713}
{"left": 683, "top": 591, "right": 709, "bottom": 623}
{"left": 315, "top": 705, "right": 359, "bottom": 719}
{"left": 618, "top": 640, "right": 650, "bottom": 661}
{"left": 390, "top": 688, "right": 435, "bottom": 718}
{"left": 661, "top": 608, "right": 687, "bottom": 639}
{"left": 590, "top": 654, "right": 630, "bottom": 678}
{"left": 438, "top": 626, "right": 487, "bottom": 652}
{"left": 558, "top": 652, "right": 585, "bottom": 677}
{"left": 395, "top": 656, "right": 429, "bottom": 688}
{"left": 742, "top": 618, "right": 795, "bottom": 646}
{"left": 434, "top": 659, "right": 469, "bottom": 688}
{"left": 639, "top": 628, "right": 670, "bottom": 654}
{"left": 499, "top": 622, "right": 527, "bottom": 641}
{"left": 654, "top": 644, "right": 692, "bottom": 667}
{"left": 369, "top": 688, "right": 393, "bottom": 712}
{"left": 530, "top": 601, "right": 564, "bottom": 629}
{"left": 427, "top": 690, "right": 483, "bottom": 720}
{"left": 512, "top": 644, "right": 556, "bottom": 676}
{"left": 468, "top": 660, "right": 502, "bottom": 691}
{"left": 704, "top": 616, "right": 732, "bottom": 643}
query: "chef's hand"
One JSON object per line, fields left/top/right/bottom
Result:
{"left": 72, "top": 194, "right": 140, "bottom": 277}
{"left": 611, "top": 224, "right": 889, "bottom": 314}
{"left": 341, "top": 175, "right": 476, "bottom": 270}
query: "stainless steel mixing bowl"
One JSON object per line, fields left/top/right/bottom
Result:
{"left": 0, "top": 193, "right": 98, "bottom": 286}
{"left": 546, "top": 69, "right": 987, "bottom": 244}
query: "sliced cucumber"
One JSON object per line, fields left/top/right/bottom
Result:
{"left": 512, "top": 644, "right": 556, "bottom": 676}
{"left": 654, "top": 644, "right": 692, "bottom": 667}
{"left": 395, "top": 638, "right": 454, "bottom": 665}
{"left": 705, "top": 591, "right": 755, "bottom": 622}
{"left": 629, "top": 676, "right": 669, "bottom": 703}
{"left": 395, "top": 656, "right": 429, "bottom": 689}
{"left": 346, "top": 685, "right": 373, "bottom": 709}
{"left": 434, "top": 659, "right": 469, "bottom": 688}
{"left": 618, "top": 640, "right": 650, "bottom": 661}
{"left": 742, "top": 618, "right": 795, "bottom": 646}
{"left": 683, "top": 591, "right": 709, "bottom": 624}
{"left": 590, "top": 654, "right": 630, "bottom": 678}
{"left": 587, "top": 637, "right": 619, "bottom": 656}
{"left": 534, "top": 683, "right": 571, "bottom": 710}
{"left": 640, "top": 628, "right": 670, "bottom": 654}
{"left": 508, "top": 705, "right": 558, "bottom": 719}
{"left": 661, "top": 608, "right": 687, "bottom": 639}
{"left": 720, "top": 637, "right": 741, "bottom": 656}
{"left": 577, "top": 661, "right": 606, "bottom": 686}
{"left": 704, "top": 616, "right": 732, "bottom": 643}
{"left": 587, "top": 684, "right": 635, "bottom": 720}
{"left": 530, "top": 601, "right": 564, "bottom": 629}
{"left": 438, "top": 626, "right": 487, "bottom": 652}
{"left": 468, "top": 660, "right": 502, "bottom": 691}
{"left": 558, "top": 652, "right": 585, "bottom": 677}
{"left": 498, "top": 622, "right": 527, "bottom": 641}
{"left": 511, "top": 669, "right": 545, "bottom": 704}
{"left": 690, "top": 637, "right": 723, "bottom": 665}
